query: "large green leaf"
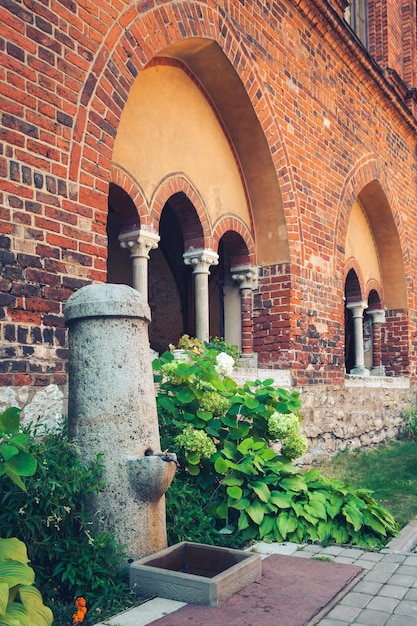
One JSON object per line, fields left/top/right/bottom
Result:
{"left": 0, "top": 408, "right": 21, "bottom": 434}
{"left": 230, "top": 497, "right": 250, "bottom": 511}
{"left": 176, "top": 389, "right": 195, "bottom": 404}
{"left": 249, "top": 481, "right": 270, "bottom": 503}
{"left": 343, "top": 504, "right": 364, "bottom": 532}
{"left": 6, "top": 453, "right": 37, "bottom": 477}
{"left": 259, "top": 515, "right": 275, "bottom": 539}
{"left": 1, "top": 445, "right": 19, "bottom": 462}
{"left": 18, "top": 585, "right": 53, "bottom": 626}
{"left": 227, "top": 486, "right": 243, "bottom": 500}
{"left": 280, "top": 476, "right": 307, "bottom": 492}
{"left": 276, "top": 511, "right": 297, "bottom": 539}
{"left": 0, "top": 539, "right": 29, "bottom": 564}
{"left": 270, "top": 492, "right": 292, "bottom": 509}
{"left": 222, "top": 475, "right": 243, "bottom": 487}
{"left": 0, "top": 582, "right": 8, "bottom": 615}
{"left": 246, "top": 502, "right": 265, "bottom": 525}
{"left": 238, "top": 511, "right": 250, "bottom": 531}
{"left": 214, "top": 457, "right": 229, "bottom": 474}
{"left": 0, "top": 562, "right": 35, "bottom": 588}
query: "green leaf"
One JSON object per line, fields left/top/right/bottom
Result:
{"left": 249, "top": 481, "right": 271, "bottom": 503}
{"left": 1, "top": 444, "right": 19, "bottom": 462}
{"left": 343, "top": 504, "right": 364, "bottom": 532}
{"left": 244, "top": 397, "right": 259, "bottom": 410}
{"left": 0, "top": 407, "right": 21, "bottom": 434}
{"left": 304, "top": 468, "right": 323, "bottom": 482}
{"left": 214, "top": 457, "right": 229, "bottom": 474}
{"left": 196, "top": 411, "right": 213, "bottom": 422}
{"left": 0, "top": 561, "right": 35, "bottom": 587}
{"left": 259, "top": 515, "right": 275, "bottom": 539}
{"left": 246, "top": 502, "right": 265, "bottom": 525}
{"left": 17, "top": 585, "right": 53, "bottom": 626}
{"left": 0, "top": 582, "right": 9, "bottom": 615}
{"left": 6, "top": 453, "right": 37, "bottom": 477}
{"left": 230, "top": 497, "right": 250, "bottom": 511}
{"left": 270, "top": 492, "right": 292, "bottom": 509}
{"left": 276, "top": 511, "right": 297, "bottom": 540}
{"left": 237, "top": 511, "right": 250, "bottom": 531}
{"left": 227, "top": 485, "right": 243, "bottom": 500}
{"left": 177, "top": 389, "right": 195, "bottom": 404}
{"left": 222, "top": 475, "right": 244, "bottom": 487}
{"left": 280, "top": 476, "right": 307, "bottom": 492}
{"left": 187, "top": 464, "right": 200, "bottom": 476}
{"left": 216, "top": 503, "right": 229, "bottom": 520}
{"left": 186, "top": 451, "right": 201, "bottom": 465}
{"left": 4, "top": 467, "right": 26, "bottom": 491}
{"left": 0, "top": 538, "right": 29, "bottom": 563}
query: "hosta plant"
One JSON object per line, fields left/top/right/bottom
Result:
{"left": 154, "top": 341, "right": 398, "bottom": 549}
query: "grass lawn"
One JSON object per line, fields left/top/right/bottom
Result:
{"left": 318, "top": 440, "right": 417, "bottom": 528}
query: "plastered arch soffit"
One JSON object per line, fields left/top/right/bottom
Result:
{"left": 68, "top": 1, "right": 298, "bottom": 267}
{"left": 335, "top": 156, "right": 409, "bottom": 309}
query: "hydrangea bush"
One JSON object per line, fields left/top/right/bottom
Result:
{"left": 154, "top": 339, "right": 398, "bottom": 548}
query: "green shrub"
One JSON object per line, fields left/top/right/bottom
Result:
{"left": 0, "top": 407, "right": 52, "bottom": 626}
{"left": 155, "top": 343, "right": 398, "bottom": 549}
{"left": 0, "top": 417, "right": 136, "bottom": 620}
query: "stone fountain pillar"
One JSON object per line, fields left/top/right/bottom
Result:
{"left": 64, "top": 283, "right": 176, "bottom": 560}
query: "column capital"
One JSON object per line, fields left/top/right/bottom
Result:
{"left": 231, "top": 265, "right": 258, "bottom": 290}
{"left": 367, "top": 309, "right": 386, "bottom": 324}
{"left": 346, "top": 301, "right": 368, "bottom": 317}
{"left": 183, "top": 249, "right": 219, "bottom": 274}
{"left": 119, "top": 229, "right": 160, "bottom": 259}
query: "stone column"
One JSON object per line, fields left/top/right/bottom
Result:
{"left": 183, "top": 249, "right": 218, "bottom": 341}
{"left": 346, "top": 301, "right": 369, "bottom": 376}
{"left": 64, "top": 284, "right": 176, "bottom": 560}
{"left": 118, "top": 229, "right": 160, "bottom": 301}
{"left": 231, "top": 265, "right": 258, "bottom": 355}
{"left": 368, "top": 309, "right": 386, "bottom": 376}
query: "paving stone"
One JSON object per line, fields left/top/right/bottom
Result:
{"left": 352, "top": 580, "right": 383, "bottom": 595}
{"left": 339, "top": 591, "right": 373, "bottom": 608}
{"left": 303, "top": 543, "right": 325, "bottom": 554}
{"left": 339, "top": 548, "right": 365, "bottom": 559}
{"left": 379, "top": 554, "right": 406, "bottom": 564}
{"left": 394, "top": 564, "right": 417, "bottom": 577}
{"left": 402, "top": 555, "right": 417, "bottom": 566}
{"left": 325, "top": 604, "right": 362, "bottom": 621}
{"left": 355, "top": 559, "right": 381, "bottom": 570}
{"left": 333, "top": 557, "right": 358, "bottom": 565}
{"left": 355, "top": 551, "right": 384, "bottom": 562}
{"left": 388, "top": 574, "right": 416, "bottom": 587}
{"left": 354, "top": 608, "right": 392, "bottom": 625}
{"left": 317, "top": 620, "right": 350, "bottom": 625}
{"left": 385, "top": 615, "right": 417, "bottom": 626}
{"left": 379, "top": 584, "right": 408, "bottom": 599}
{"left": 393, "top": 599, "right": 417, "bottom": 617}
{"left": 366, "top": 595, "right": 400, "bottom": 612}
{"left": 403, "top": 588, "right": 417, "bottom": 601}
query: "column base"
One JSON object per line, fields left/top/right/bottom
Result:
{"left": 350, "top": 366, "right": 370, "bottom": 376}
{"left": 238, "top": 353, "right": 258, "bottom": 369}
{"left": 370, "top": 366, "right": 386, "bottom": 376}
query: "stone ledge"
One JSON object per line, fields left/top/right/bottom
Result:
{"left": 344, "top": 375, "right": 410, "bottom": 389}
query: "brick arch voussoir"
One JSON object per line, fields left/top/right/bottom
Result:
{"left": 344, "top": 258, "right": 366, "bottom": 302}
{"left": 365, "top": 279, "right": 384, "bottom": 307}
{"left": 213, "top": 217, "right": 256, "bottom": 264}
{"left": 151, "top": 176, "right": 213, "bottom": 250}
{"left": 109, "top": 166, "right": 150, "bottom": 227}
{"left": 70, "top": 2, "right": 296, "bottom": 255}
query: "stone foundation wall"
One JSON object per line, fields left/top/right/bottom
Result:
{"left": 0, "top": 375, "right": 414, "bottom": 465}
{"left": 299, "top": 378, "right": 414, "bottom": 464}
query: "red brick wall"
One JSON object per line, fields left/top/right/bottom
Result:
{"left": 1, "top": 0, "right": 417, "bottom": 390}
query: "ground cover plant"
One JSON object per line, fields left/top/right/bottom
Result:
{"left": 0, "top": 413, "right": 142, "bottom": 626}
{"left": 318, "top": 440, "right": 417, "bottom": 528}
{"left": 154, "top": 339, "right": 398, "bottom": 550}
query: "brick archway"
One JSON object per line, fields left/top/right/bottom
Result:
{"left": 67, "top": 2, "right": 296, "bottom": 267}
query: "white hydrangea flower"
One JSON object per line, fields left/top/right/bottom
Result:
{"left": 214, "top": 352, "right": 235, "bottom": 378}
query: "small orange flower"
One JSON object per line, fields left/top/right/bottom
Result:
{"left": 72, "top": 597, "right": 87, "bottom": 624}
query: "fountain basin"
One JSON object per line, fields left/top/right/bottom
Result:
{"left": 129, "top": 541, "right": 262, "bottom": 607}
